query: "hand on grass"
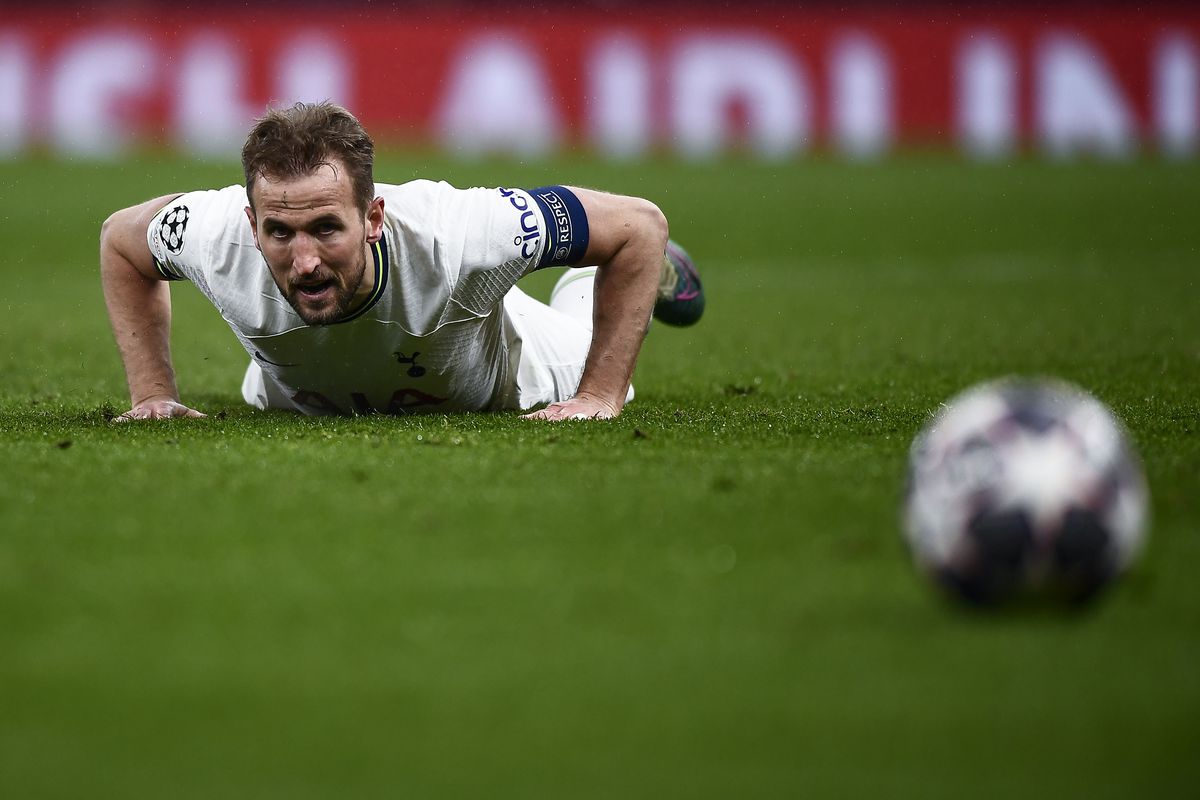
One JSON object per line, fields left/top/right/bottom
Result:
{"left": 521, "top": 392, "right": 620, "bottom": 421}
{"left": 116, "top": 397, "right": 206, "bottom": 422}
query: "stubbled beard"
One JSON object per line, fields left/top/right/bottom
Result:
{"left": 284, "top": 260, "right": 367, "bottom": 326}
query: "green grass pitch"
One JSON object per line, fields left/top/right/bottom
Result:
{"left": 1, "top": 153, "right": 1197, "bottom": 798}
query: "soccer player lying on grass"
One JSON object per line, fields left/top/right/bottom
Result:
{"left": 100, "top": 102, "right": 703, "bottom": 422}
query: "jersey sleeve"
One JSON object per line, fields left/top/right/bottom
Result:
{"left": 480, "top": 184, "right": 591, "bottom": 273}
{"left": 388, "top": 180, "right": 590, "bottom": 279}
{"left": 145, "top": 186, "right": 248, "bottom": 283}
{"left": 379, "top": 180, "right": 592, "bottom": 319}
{"left": 456, "top": 183, "right": 590, "bottom": 274}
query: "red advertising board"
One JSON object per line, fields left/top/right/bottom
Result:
{"left": 1, "top": 7, "right": 1197, "bottom": 158}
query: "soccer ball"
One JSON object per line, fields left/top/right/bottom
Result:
{"left": 903, "top": 378, "right": 1148, "bottom": 605}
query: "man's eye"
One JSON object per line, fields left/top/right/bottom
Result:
{"left": 318, "top": 224, "right": 339, "bottom": 236}
{"left": 268, "top": 228, "right": 290, "bottom": 239}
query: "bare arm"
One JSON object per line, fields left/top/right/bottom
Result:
{"left": 522, "top": 188, "right": 668, "bottom": 421}
{"left": 100, "top": 194, "right": 205, "bottom": 420}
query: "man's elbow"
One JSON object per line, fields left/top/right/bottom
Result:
{"left": 99, "top": 205, "right": 147, "bottom": 272}
{"left": 100, "top": 208, "right": 130, "bottom": 259}
{"left": 634, "top": 198, "right": 669, "bottom": 252}
{"left": 99, "top": 206, "right": 157, "bottom": 287}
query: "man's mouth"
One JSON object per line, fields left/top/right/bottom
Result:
{"left": 295, "top": 280, "right": 335, "bottom": 301}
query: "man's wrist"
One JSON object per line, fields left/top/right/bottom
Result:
{"left": 571, "top": 388, "right": 622, "bottom": 415}
{"left": 130, "top": 386, "right": 181, "bottom": 407}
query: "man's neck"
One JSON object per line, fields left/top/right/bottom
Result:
{"left": 344, "top": 240, "right": 378, "bottom": 315}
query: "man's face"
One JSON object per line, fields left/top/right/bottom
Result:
{"left": 245, "top": 161, "right": 382, "bottom": 326}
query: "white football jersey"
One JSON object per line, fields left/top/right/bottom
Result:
{"left": 146, "top": 180, "right": 591, "bottom": 415}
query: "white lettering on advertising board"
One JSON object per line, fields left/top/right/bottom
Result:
{"left": 436, "top": 35, "right": 562, "bottom": 157}
{"left": 0, "top": 26, "right": 1195, "bottom": 159}
{"left": 958, "top": 35, "right": 1018, "bottom": 158}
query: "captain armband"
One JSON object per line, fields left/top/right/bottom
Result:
{"left": 527, "top": 185, "right": 590, "bottom": 269}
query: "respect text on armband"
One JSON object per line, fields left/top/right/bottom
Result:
{"left": 499, "top": 187, "right": 541, "bottom": 259}
{"left": 535, "top": 190, "right": 573, "bottom": 263}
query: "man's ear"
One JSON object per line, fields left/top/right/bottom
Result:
{"left": 244, "top": 206, "right": 261, "bottom": 250}
{"left": 366, "top": 197, "right": 385, "bottom": 244}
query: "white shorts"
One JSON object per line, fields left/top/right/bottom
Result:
{"left": 501, "top": 285, "right": 594, "bottom": 409}
{"left": 501, "top": 268, "right": 634, "bottom": 410}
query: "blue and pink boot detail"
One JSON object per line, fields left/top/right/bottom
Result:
{"left": 653, "top": 240, "right": 705, "bottom": 327}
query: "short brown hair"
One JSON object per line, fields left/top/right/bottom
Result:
{"left": 242, "top": 101, "right": 376, "bottom": 213}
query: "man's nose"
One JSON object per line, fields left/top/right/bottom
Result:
{"left": 291, "top": 234, "right": 321, "bottom": 275}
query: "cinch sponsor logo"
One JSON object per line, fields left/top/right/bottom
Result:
{"left": 499, "top": 187, "right": 541, "bottom": 258}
